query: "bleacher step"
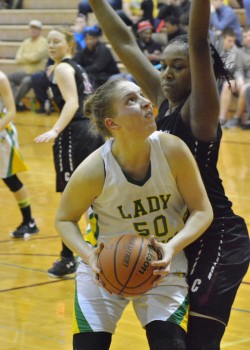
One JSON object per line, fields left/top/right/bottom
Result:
{"left": 23, "top": 0, "right": 79, "bottom": 10}
{"left": 0, "top": 9, "right": 77, "bottom": 25}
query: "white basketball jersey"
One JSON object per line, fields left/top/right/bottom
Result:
{"left": 88, "top": 131, "right": 188, "bottom": 273}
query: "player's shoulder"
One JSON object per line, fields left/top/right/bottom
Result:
{"left": 156, "top": 131, "right": 192, "bottom": 163}
{"left": 55, "top": 61, "right": 75, "bottom": 75}
{"left": 76, "top": 148, "right": 104, "bottom": 180}
{"left": 157, "top": 130, "right": 186, "bottom": 149}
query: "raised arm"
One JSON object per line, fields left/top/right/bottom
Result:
{"left": 187, "top": 0, "right": 220, "bottom": 141}
{"left": 88, "top": 0, "right": 164, "bottom": 107}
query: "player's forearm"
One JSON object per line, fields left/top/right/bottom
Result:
{"left": 55, "top": 220, "right": 94, "bottom": 262}
{"left": 167, "top": 208, "right": 213, "bottom": 255}
{"left": 51, "top": 101, "right": 78, "bottom": 134}
{"left": 189, "top": 0, "right": 211, "bottom": 45}
{"left": 88, "top": 0, "right": 136, "bottom": 49}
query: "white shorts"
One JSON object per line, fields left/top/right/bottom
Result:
{"left": 73, "top": 261, "right": 189, "bottom": 335}
{"left": 0, "top": 122, "right": 28, "bottom": 178}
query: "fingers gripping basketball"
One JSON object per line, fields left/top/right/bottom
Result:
{"left": 97, "top": 234, "right": 162, "bottom": 297}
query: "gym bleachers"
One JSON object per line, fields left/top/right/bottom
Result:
{"left": 0, "top": 0, "right": 79, "bottom": 74}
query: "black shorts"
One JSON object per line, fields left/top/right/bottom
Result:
{"left": 185, "top": 214, "right": 250, "bottom": 325}
{"left": 53, "top": 119, "right": 104, "bottom": 192}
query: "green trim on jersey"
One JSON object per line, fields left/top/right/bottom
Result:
{"left": 168, "top": 295, "right": 189, "bottom": 332}
{"left": 73, "top": 284, "right": 93, "bottom": 333}
{"left": 84, "top": 211, "right": 100, "bottom": 247}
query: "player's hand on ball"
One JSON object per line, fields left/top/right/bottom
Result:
{"left": 149, "top": 236, "right": 174, "bottom": 280}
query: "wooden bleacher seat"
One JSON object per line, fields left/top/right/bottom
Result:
{"left": 0, "top": 0, "right": 127, "bottom": 107}
{"left": 23, "top": 0, "right": 79, "bottom": 10}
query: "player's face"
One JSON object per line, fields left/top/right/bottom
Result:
{"left": 47, "top": 31, "right": 71, "bottom": 62}
{"left": 160, "top": 43, "right": 191, "bottom": 105}
{"left": 111, "top": 81, "right": 156, "bottom": 138}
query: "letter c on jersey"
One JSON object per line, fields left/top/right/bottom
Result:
{"left": 191, "top": 279, "right": 202, "bottom": 292}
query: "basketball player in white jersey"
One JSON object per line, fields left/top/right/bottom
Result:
{"left": 55, "top": 78, "right": 213, "bottom": 350}
{"left": 0, "top": 70, "right": 39, "bottom": 238}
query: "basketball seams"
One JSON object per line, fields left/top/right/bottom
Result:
{"left": 118, "top": 236, "right": 144, "bottom": 295}
{"left": 114, "top": 235, "right": 125, "bottom": 287}
{"left": 98, "top": 234, "right": 160, "bottom": 297}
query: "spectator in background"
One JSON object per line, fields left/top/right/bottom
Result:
{"left": 31, "top": 58, "right": 55, "bottom": 115}
{"left": 155, "top": 14, "right": 187, "bottom": 45}
{"left": 210, "top": 0, "right": 242, "bottom": 46}
{"left": 243, "top": 0, "right": 250, "bottom": 26}
{"left": 72, "top": 13, "right": 89, "bottom": 52}
{"left": 241, "top": 83, "right": 250, "bottom": 128}
{"left": 117, "top": 0, "right": 158, "bottom": 30}
{"left": 78, "top": 0, "right": 122, "bottom": 15}
{"left": 136, "top": 20, "right": 162, "bottom": 65}
{"left": 75, "top": 26, "right": 120, "bottom": 89}
{"left": 218, "top": 28, "right": 239, "bottom": 124}
{"left": 157, "top": 0, "right": 190, "bottom": 23}
{"left": 7, "top": 20, "right": 48, "bottom": 111}
{"left": 220, "top": 26, "right": 250, "bottom": 128}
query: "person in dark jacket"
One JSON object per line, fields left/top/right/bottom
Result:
{"left": 75, "top": 26, "right": 120, "bottom": 89}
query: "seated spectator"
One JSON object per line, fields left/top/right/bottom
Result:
{"left": 210, "top": 0, "right": 242, "bottom": 46}
{"left": 157, "top": 0, "right": 190, "bottom": 23}
{"left": 219, "top": 27, "right": 250, "bottom": 128}
{"left": 240, "top": 82, "right": 250, "bottom": 128}
{"left": 110, "top": 19, "right": 163, "bottom": 83}
{"left": 72, "top": 13, "right": 102, "bottom": 57}
{"left": 78, "top": 0, "right": 122, "bottom": 15}
{"left": 136, "top": 20, "right": 162, "bottom": 65}
{"left": 140, "top": 0, "right": 157, "bottom": 26}
{"left": 243, "top": 0, "right": 250, "bottom": 26}
{"left": 75, "top": 26, "right": 120, "bottom": 89}
{"left": 117, "top": 0, "right": 158, "bottom": 30}
{"left": 155, "top": 14, "right": 187, "bottom": 44}
{"left": 71, "top": 13, "right": 89, "bottom": 52}
{"left": 7, "top": 20, "right": 48, "bottom": 111}
{"left": 31, "top": 58, "right": 55, "bottom": 115}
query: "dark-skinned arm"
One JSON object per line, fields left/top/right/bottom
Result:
{"left": 88, "top": 0, "right": 165, "bottom": 108}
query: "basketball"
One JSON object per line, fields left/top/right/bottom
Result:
{"left": 98, "top": 234, "right": 162, "bottom": 297}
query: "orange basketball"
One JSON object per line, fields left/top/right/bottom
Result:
{"left": 98, "top": 234, "right": 162, "bottom": 297}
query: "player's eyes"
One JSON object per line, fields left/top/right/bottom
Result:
{"left": 128, "top": 97, "right": 137, "bottom": 103}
